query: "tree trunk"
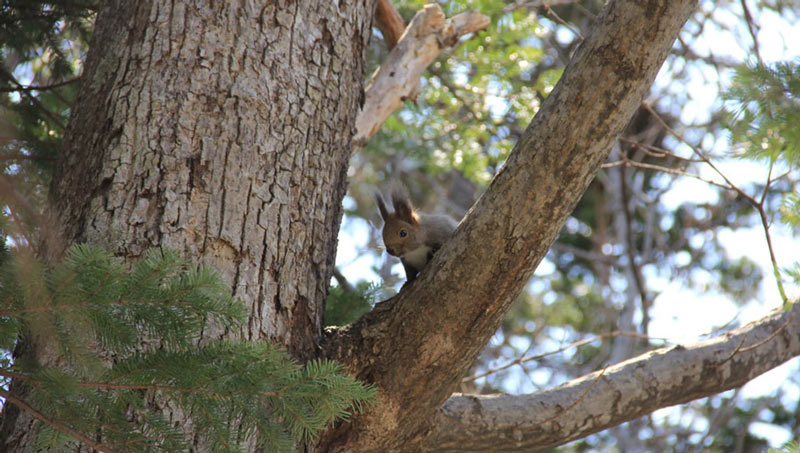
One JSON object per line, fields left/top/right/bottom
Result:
{"left": 1, "top": 0, "right": 373, "bottom": 450}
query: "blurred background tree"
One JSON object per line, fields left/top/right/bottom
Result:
{"left": 2, "top": 0, "right": 799, "bottom": 451}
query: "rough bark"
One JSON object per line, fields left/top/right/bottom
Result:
{"left": 50, "top": 0, "right": 374, "bottom": 351}
{"left": 321, "top": 0, "right": 698, "bottom": 451}
{"left": 1, "top": 0, "right": 373, "bottom": 450}
{"left": 419, "top": 302, "right": 800, "bottom": 451}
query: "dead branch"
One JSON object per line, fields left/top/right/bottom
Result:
{"left": 354, "top": 4, "right": 489, "bottom": 147}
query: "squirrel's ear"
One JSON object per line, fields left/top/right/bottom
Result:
{"left": 392, "top": 190, "right": 419, "bottom": 225}
{"left": 375, "top": 193, "right": 389, "bottom": 221}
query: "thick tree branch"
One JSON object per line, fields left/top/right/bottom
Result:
{"left": 322, "top": 0, "right": 699, "bottom": 451}
{"left": 374, "top": 0, "right": 405, "bottom": 50}
{"left": 419, "top": 302, "right": 800, "bottom": 451}
{"left": 353, "top": 5, "right": 489, "bottom": 147}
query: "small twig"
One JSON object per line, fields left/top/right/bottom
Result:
{"left": 0, "top": 153, "right": 56, "bottom": 162}
{"left": 699, "top": 311, "right": 742, "bottom": 338}
{"left": 0, "top": 68, "right": 68, "bottom": 130}
{"left": 758, "top": 206, "right": 789, "bottom": 304}
{"left": 503, "top": 0, "right": 582, "bottom": 13}
{"left": 333, "top": 267, "right": 354, "bottom": 293}
{"left": 736, "top": 314, "right": 794, "bottom": 354}
{"left": 619, "top": 163, "right": 650, "bottom": 312}
{"left": 601, "top": 159, "right": 732, "bottom": 191}
{"left": 642, "top": 102, "right": 789, "bottom": 305}
{"left": 463, "top": 331, "right": 668, "bottom": 382}
{"left": 0, "top": 293, "right": 208, "bottom": 317}
{"left": 550, "top": 242, "right": 618, "bottom": 264}
{"left": 0, "top": 389, "right": 116, "bottom": 453}
{"left": 715, "top": 313, "right": 794, "bottom": 367}
{"left": 739, "top": 0, "right": 763, "bottom": 66}
{"left": 643, "top": 104, "right": 748, "bottom": 199}
{"left": 542, "top": 4, "right": 584, "bottom": 41}
{"left": 618, "top": 137, "right": 705, "bottom": 163}
{"left": 760, "top": 159, "right": 774, "bottom": 206}
{"left": 0, "top": 369, "right": 283, "bottom": 397}
{"left": 0, "top": 76, "right": 80, "bottom": 93}
{"left": 675, "top": 38, "right": 740, "bottom": 69}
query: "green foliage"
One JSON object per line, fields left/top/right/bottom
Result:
{"left": 325, "top": 282, "right": 380, "bottom": 326}
{"left": 1, "top": 246, "right": 245, "bottom": 369}
{"left": 0, "top": 245, "right": 375, "bottom": 452}
{"left": 1, "top": 2, "right": 95, "bottom": 274}
{"left": 766, "top": 440, "right": 800, "bottom": 453}
{"left": 786, "top": 261, "right": 800, "bottom": 279}
{"left": 780, "top": 193, "right": 800, "bottom": 233}
{"left": 1, "top": 1, "right": 93, "bottom": 166}
{"left": 724, "top": 61, "right": 800, "bottom": 308}
{"left": 724, "top": 62, "right": 800, "bottom": 165}
{"left": 364, "top": 0, "right": 551, "bottom": 186}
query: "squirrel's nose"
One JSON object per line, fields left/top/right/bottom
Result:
{"left": 386, "top": 247, "right": 396, "bottom": 256}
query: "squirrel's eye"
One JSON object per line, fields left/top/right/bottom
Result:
{"left": 399, "top": 229, "right": 407, "bottom": 238}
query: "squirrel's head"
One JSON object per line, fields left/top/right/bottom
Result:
{"left": 376, "top": 190, "right": 422, "bottom": 258}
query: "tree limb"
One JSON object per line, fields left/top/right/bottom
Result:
{"left": 419, "top": 302, "right": 800, "bottom": 451}
{"left": 322, "top": 0, "right": 699, "bottom": 451}
{"left": 353, "top": 4, "right": 489, "bottom": 147}
{"left": 374, "top": 0, "right": 405, "bottom": 50}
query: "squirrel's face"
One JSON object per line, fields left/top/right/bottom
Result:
{"left": 382, "top": 217, "right": 421, "bottom": 257}
{"left": 376, "top": 191, "right": 422, "bottom": 258}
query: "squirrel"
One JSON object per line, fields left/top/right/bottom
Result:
{"left": 376, "top": 187, "right": 458, "bottom": 282}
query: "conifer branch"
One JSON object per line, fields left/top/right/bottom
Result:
{"left": 0, "top": 245, "right": 376, "bottom": 451}
{"left": 0, "top": 389, "right": 114, "bottom": 453}
{"left": 0, "top": 369, "right": 285, "bottom": 397}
